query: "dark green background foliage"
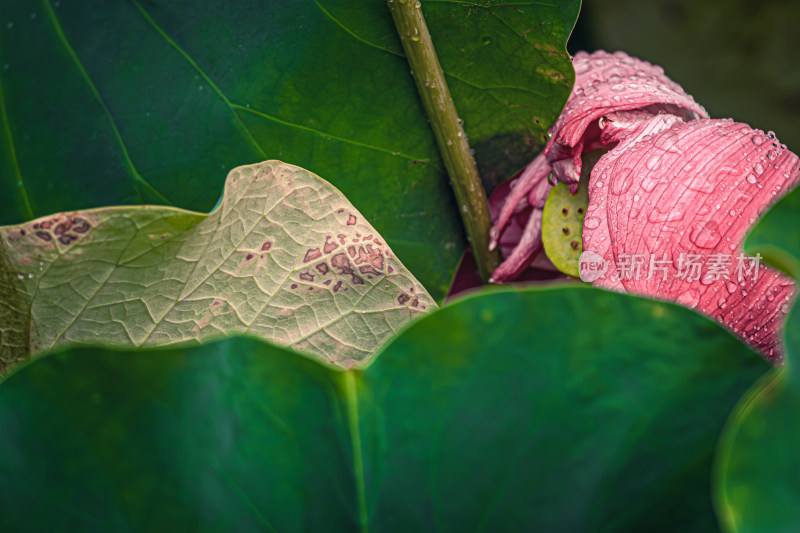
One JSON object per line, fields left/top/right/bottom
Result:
{"left": 0, "top": 288, "right": 767, "bottom": 531}
{"left": 0, "top": 0, "right": 578, "bottom": 299}
{"left": 571, "top": 0, "right": 800, "bottom": 151}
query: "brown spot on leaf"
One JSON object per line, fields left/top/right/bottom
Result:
{"left": 19, "top": 229, "right": 26, "bottom": 236}
{"left": 365, "top": 245, "right": 384, "bottom": 270}
{"left": 347, "top": 246, "right": 356, "bottom": 258}
{"left": 323, "top": 279, "right": 332, "bottom": 286}
{"left": 333, "top": 280, "right": 343, "bottom": 292}
{"left": 373, "top": 238, "right": 382, "bottom": 245}
{"left": 33, "top": 223, "right": 40, "bottom": 230}
{"left": 387, "top": 266, "right": 394, "bottom": 274}
{"left": 290, "top": 283, "right": 298, "bottom": 289}
{"left": 53, "top": 221, "right": 70, "bottom": 236}
{"left": 562, "top": 227, "right": 570, "bottom": 236}
{"left": 211, "top": 300, "right": 223, "bottom": 308}
{"left": 299, "top": 271, "right": 314, "bottom": 282}
{"left": 338, "top": 234, "right": 347, "bottom": 245}
{"left": 354, "top": 246, "right": 368, "bottom": 265}
{"left": 41, "top": 221, "right": 52, "bottom": 230}
{"left": 245, "top": 253, "right": 254, "bottom": 261}
{"left": 331, "top": 253, "right": 350, "bottom": 273}
{"left": 323, "top": 236, "right": 338, "bottom": 254}
{"left": 570, "top": 240, "right": 579, "bottom": 250}
{"left": 411, "top": 298, "right": 419, "bottom": 307}
{"left": 35, "top": 231, "right": 51, "bottom": 242}
{"left": 398, "top": 293, "right": 411, "bottom": 305}
{"left": 303, "top": 248, "right": 322, "bottom": 262}
{"left": 71, "top": 218, "right": 91, "bottom": 234}
{"left": 261, "top": 241, "right": 272, "bottom": 251}
{"left": 359, "top": 265, "right": 381, "bottom": 276}
{"left": 331, "top": 253, "right": 365, "bottom": 286}
{"left": 316, "top": 263, "right": 330, "bottom": 275}
{"left": 347, "top": 215, "right": 357, "bottom": 226}
{"left": 58, "top": 235, "right": 76, "bottom": 246}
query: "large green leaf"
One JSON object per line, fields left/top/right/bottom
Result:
{"left": 0, "top": 160, "right": 434, "bottom": 378}
{"left": 0, "top": 0, "right": 579, "bottom": 299}
{"left": 0, "top": 286, "right": 766, "bottom": 531}
{"left": 744, "top": 186, "right": 800, "bottom": 279}
{"left": 714, "top": 185, "right": 800, "bottom": 532}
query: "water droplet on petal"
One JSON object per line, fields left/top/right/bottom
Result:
{"left": 689, "top": 221, "right": 721, "bottom": 249}
{"left": 584, "top": 216, "right": 600, "bottom": 229}
{"left": 646, "top": 155, "right": 661, "bottom": 170}
{"left": 746, "top": 174, "right": 757, "bottom": 184}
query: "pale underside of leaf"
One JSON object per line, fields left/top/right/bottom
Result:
{"left": 0, "top": 161, "right": 435, "bottom": 377}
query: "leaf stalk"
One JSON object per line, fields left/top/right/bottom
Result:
{"left": 387, "top": 0, "right": 501, "bottom": 283}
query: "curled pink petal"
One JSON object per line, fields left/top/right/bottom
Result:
{"left": 545, "top": 50, "right": 708, "bottom": 186}
{"left": 489, "top": 153, "right": 551, "bottom": 250}
{"left": 490, "top": 209, "right": 544, "bottom": 284}
{"left": 582, "top": 117, "right": 800, "bottom": 361}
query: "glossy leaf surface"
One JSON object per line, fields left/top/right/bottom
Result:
{"left": 0, "top": 0, "right": 579, "bottom": 299}
{"left": 0, "top": 286, "right": 766, "bottom": 531}
{"left": 715, "top": 182, "right": 800, "bottom": 533}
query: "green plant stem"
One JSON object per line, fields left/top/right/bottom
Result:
{"left": 387, "top": 0, "right": 500, "bottom": 283}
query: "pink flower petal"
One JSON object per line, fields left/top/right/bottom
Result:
{"left": 545, "top": 50, "right": 708, "bottom": 187}
{"left": 582, "top": 118, "right": 800, "bottom": 361}
{"left": 489, "top": 152, "right": 551, "bottom": 251}
{"left": 490, "top": 209, "right": 544, "bottom": 284}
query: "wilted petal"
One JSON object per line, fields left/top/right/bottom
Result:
{"left": 583, "top": 118, "right": 800, "bottom": 361}
{"left": 546, "top": 50, "right": 708, "bottom": 187}
{"left": 490, "top": 209, "right": 544, "bottom": 284}
{"left": 489, "top": 152, "right": 551, "bottom": 250}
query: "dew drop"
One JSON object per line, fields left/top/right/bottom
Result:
{"left": 584, "top": 216, "right": 601, "bottom": 229}
{"left": 746, "top": 174, "right": 757, "bottom": 184}
{"left": 646, "top": 155, "right": 661, "bottom": 170}
{"left": 689, "top": 221, "right": 721, "bottom": 249}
